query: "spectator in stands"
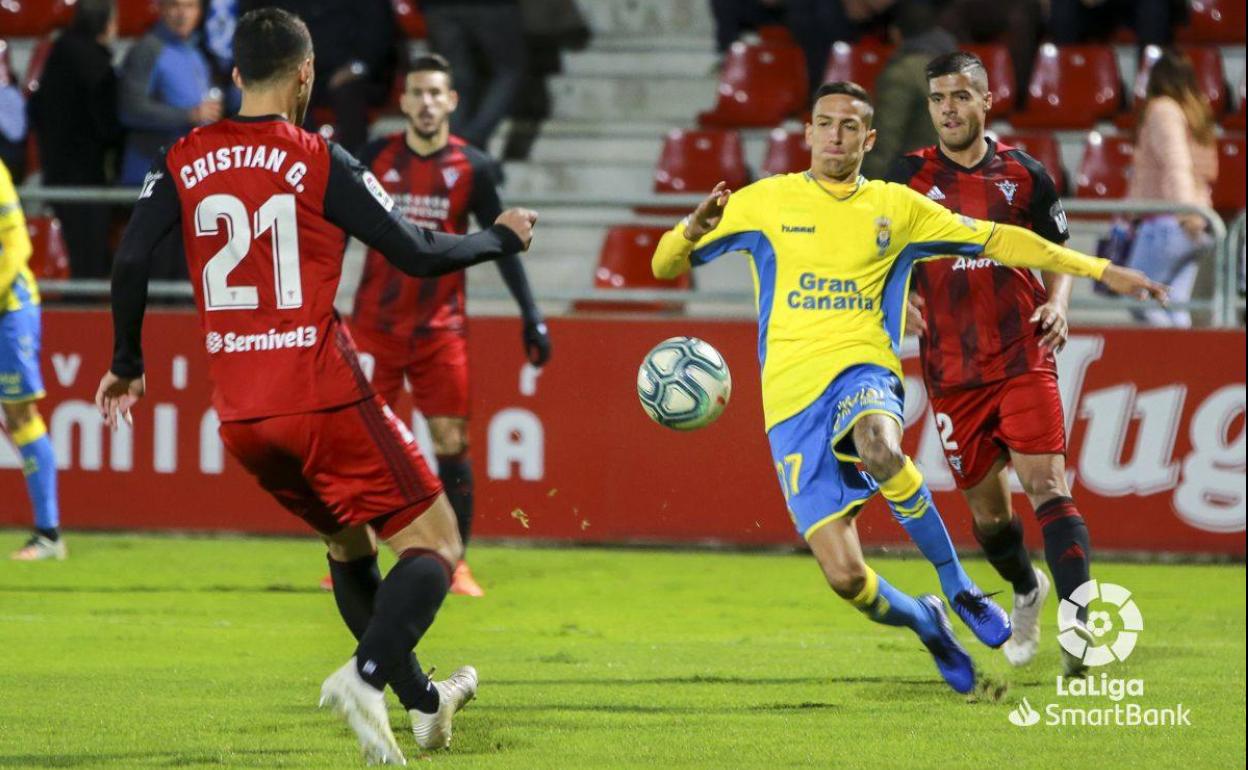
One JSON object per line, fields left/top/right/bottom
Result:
{"left": 28, "top": 0, "right": 123, "bottom": 279}
{"left": 201, "top": 0, "right": 242, "bottom": 114}
{"left": 423, "top": 0, "right": 526, "bottom": 150}
{"left": 1048, "top": 0, "right": 1185, "bottom": 46}
{"left": 0, "top": 46, "right": 26, "bottom": 181}
{"left": 118, "top": 0, "right": 219, "bottom": 187}
{"left": 861, "top": 2, "right": 955, "bottom": 179}
{"left": 241, "top": 0, "right": 398, "bottom": 153}
{"left": 1126, "top": 49, "right": 1218, "bottom": 328}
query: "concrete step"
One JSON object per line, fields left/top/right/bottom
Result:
{"left": 576, "top": 0, "right": 713, "bottom": 36}
{"left": 501, "top": 160, "right": 656, "bottom": 198}
{"left": 549, "top": 74, "right": 718, "bottom": 121}
{"left": 562, "top": 48, "right": 720, "bottom": 77}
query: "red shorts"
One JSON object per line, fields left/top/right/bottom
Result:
{"left": 351, "top": 326, "right": 469, "bottom": 418}
{"left": 929, "top": 370, "right": 1067, "bottom": 490}
{"left": 218, "top": 395, "right": 442, "bottom": 537}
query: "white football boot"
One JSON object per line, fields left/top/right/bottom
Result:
{"left": 319, "top": 658, "right": 407, "bottom": 766}
{"left": 1003, "top": 568, "right": 1050, "bottom": 666}
{"left": 11, "top": 534, "right": 67, "bottom": 561}
{"left": 410, "top": 665, "right": 478, "bottom": 750}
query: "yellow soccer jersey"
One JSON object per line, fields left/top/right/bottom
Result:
{"left": 0, "top": 160, "right": 38, "bottom": 313}
{"left": 660, "top": 172, "right": 998, "bottom": 430}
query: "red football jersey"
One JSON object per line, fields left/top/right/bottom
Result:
{"left": 165, "top": 119, "right": 371, "bottom": 420}
{"left": 887, "top": 140, "right": 1070, "bottom": 395}
{"left": 352, "top": 134, "right": 500, "bottom": 339}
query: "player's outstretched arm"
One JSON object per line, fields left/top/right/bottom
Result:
{"left": 652, "top": 182, "right": 732, "bottom": 280}
{"left": 985, "top": 223, "right": 1169, "bottom": 305}
{"left": 324, "top": 143, "right": 535, "bottom": 277}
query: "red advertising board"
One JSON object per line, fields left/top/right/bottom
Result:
{"left": 1, "top": 310, "right": 1243, "bottom": 555}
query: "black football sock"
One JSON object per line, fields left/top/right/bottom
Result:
{"left": 972, "top": 514, "right": 1039, "bottom": 595}
{"left": 354, "top": 549, "right": 450, "bottom": 714}
{"left": 35, "top": 527, "right": 60, "bottom": 542}
{"left": 327, "top": 552, "right": 380, "bottom": 641}
{"left": 437, "top": 454, "right": 474, "bottom": 551}
{"left": 1036, "top": 496, "right": 1092, "bottom": 620}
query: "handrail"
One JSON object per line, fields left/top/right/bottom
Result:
{"left": 19, "top": 185, "right": 1237, "bottom": 326}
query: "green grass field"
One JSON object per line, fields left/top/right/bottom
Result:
{"left": 1, "top": 532, "right": 1243, "bottom": 769}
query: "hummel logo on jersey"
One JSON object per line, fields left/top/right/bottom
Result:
{"left": 442, "top": 167, "right": 460, "bottom": 189}
{"left": 996, "top": 180, "right": 1018, "bottom": 204}
{"left": 926, "top": 186, "right": 946, "bottom": 200}
{"left": 383, "top": 169, "right": 401, "bottom": 183}
{"left": 782, "top": 224, "right": 815, "bottom": 234}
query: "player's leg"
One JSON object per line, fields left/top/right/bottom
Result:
{"left": 1, "top": 305, "right": 62, "bottom": 561}
{"left": 963, "top": 458, "right": 1048, "bottom": 666}
{"left": 806, "top": 515, "right": 975, "bottom": 694}
{"left": 850, "top": 412, "right": 1010, "bottom": 647}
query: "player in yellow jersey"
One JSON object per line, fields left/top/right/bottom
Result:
{"left": 652, "top": 82, "right": 1165, "bottom": 694}
{"left": 0, "top": 159, "right": 64, "bottom": 561}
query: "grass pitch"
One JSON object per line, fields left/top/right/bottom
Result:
{"left": 0, "top": 532, "right": 1243, "bottom": 769}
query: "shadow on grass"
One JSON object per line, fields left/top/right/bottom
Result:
{"left": 0, "top": 749, "right": 303, "bottom": 767}
{"left": 0, "top": 585, "right": 323, "bottom": 595}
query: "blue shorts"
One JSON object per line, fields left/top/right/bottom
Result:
{"left": 0, "top": 305, "right": 45, "bottom": 403}
{"left": 766, "top": 364, "right": 906, "bottom": 539}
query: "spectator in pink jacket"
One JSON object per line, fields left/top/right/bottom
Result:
{"left": 1126, "top": 49, "right": 1218, "bottom": 327}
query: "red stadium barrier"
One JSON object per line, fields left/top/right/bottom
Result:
{"left": 0, "top": 311, "right": 1243, "bottom": 556}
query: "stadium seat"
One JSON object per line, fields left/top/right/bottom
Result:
{"left": 995, "top": 132, "right": 1067, "bottom": 195}
{"left": 117, "top": 0, "right": 160, "bottom": 37}
{"left": 573, "top": 225, "right": 691, "bottom": 314}
{"left": 699, "top": 41, "right": 808, "bottom": 128}
{"left": 653, "top": 129, "right": 749, "bottom": 194}
{"left": 0, "top": 0, "right": 74, "bottom": 36}
{"left": 1075, "top": 132, "right": 1134, "bottom": 199}
{"left": 962, "top": 44, "right": 1017, "bottom": 115}
{"left": 19, "top": 35, "right": 54, "bottom": 98}
{"left": 391, "top": 0, "right": 427, "bottom": 39}
{"left": 1177, "top": 0, "right": 1246, "bottom": 44}
{"left": 1012, "top": 44, "right": 1122, "bottom": 129}
{"left": 26, "top": 216, "right": 70, "bottom": 281}
{"left": 761, "top": 127, "right": 810, "bottom": 176}
{"left": 1212, "top": 137, "right": 1245, "bottom": 213}
{"left": 1225, "top": 79, "right": 1245, "bottom": 131}
{"left": 822, "top": 41, "right": 893, "bottom": 95}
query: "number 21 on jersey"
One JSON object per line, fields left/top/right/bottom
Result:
{"left": 196, "top": 193, "right": 303, "bottom": 311}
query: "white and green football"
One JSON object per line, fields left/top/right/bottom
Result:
{"left": 637, "top": 336, "right": 732, "bottom": 431}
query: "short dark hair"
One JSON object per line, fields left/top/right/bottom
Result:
{"left": 811, "top": 81, "right": 875, "bottom": 126}
{"left": 233, "top": 8, "right": 312, "bottom": 87}
{"left": 69, "top": 0, "right": 114, "bottom": 38}
{"left": 406, "top": 53, "right": 454, "bottom": 86}
{"left": 925, "top": 51, "right": 990, "bottom": 93}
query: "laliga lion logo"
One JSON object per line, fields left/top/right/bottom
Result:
{"left": 205, "top": 332, "right": 224, "bottom": 355}
{"left": 1057, "top": 579, "right": 1143, "bottom": 666}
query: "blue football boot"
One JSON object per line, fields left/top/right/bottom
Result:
{"left": 919, "top": 595, "right": 976, "bottom": 694}
{"left": 953, "top": 589, "right": 1012, "bottom": 648}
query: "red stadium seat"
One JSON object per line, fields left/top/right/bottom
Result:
{"left": 1177, "top": 0, "right": 1246, "bottom": 44}
{"left": 1075, "top": 131, "right": 1134, "bottom": 199}
{"left": 761, "top": 127, "right": 810, "bottom": 176}
{"left": 391, "top": 0, "right": 426, "bottom": 39}
{"left": 1013, "top": 44, "right": 1122, "bottom": 129}
{"left": 962, "top": 44, "right": 1017, "bottom": 115}
{"left": 652, "top": 129, "right": 749, "bottom": 194}
{"left": 19, "top": 35, "right": 53, "bottom": 98}
{"left": 699, "top": 41, "right": 807, "bottom": 128}
{"left": 1225, "top": 79, "right": 1245, "bottom": 131}
{"left": 26, "top": 216, "right": 70, "bottom": 280}
{"left": 756, "top": 24, "right": 796, "bottom": 47}
{"left": 117, "top": 0, "right": 160, "bottom": 37}
{"left": 822, "top": 41, "right": 893, "bottom": 95}
{"left": 574, "top": 226, "right": 691, "bottom": 314}
{"left": 1212, "top": 137, "right": 1245, "bottom": 213}
{"left": 995, "top": 132, "right": 1067, "bottom": 195}
{"left": 0, "top": 0, "right": 74, "bottom": 36}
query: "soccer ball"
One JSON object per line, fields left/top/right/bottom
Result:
{"left": 637, "top": 336, "right": 732, "bottom": 430}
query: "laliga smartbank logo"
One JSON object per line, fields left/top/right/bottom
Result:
{"left": 1007, "top": 580, "right": 1192, "bottom": 729}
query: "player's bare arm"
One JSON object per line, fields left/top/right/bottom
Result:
{"left": 1033, "top": 272, "right": 1073, "bottom": 352}
{"left": 652, "top": 182, "right": 733, "bottom": 280}
{"left": 682, "top": 181, "right": 732, "bottom": 241}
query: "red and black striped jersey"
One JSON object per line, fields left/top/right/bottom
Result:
{"left": 886, "top": 139, "right": 1069, "bottom": 395}
{"left": 351, "top": 133, "right": 501, "bottom": 339}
